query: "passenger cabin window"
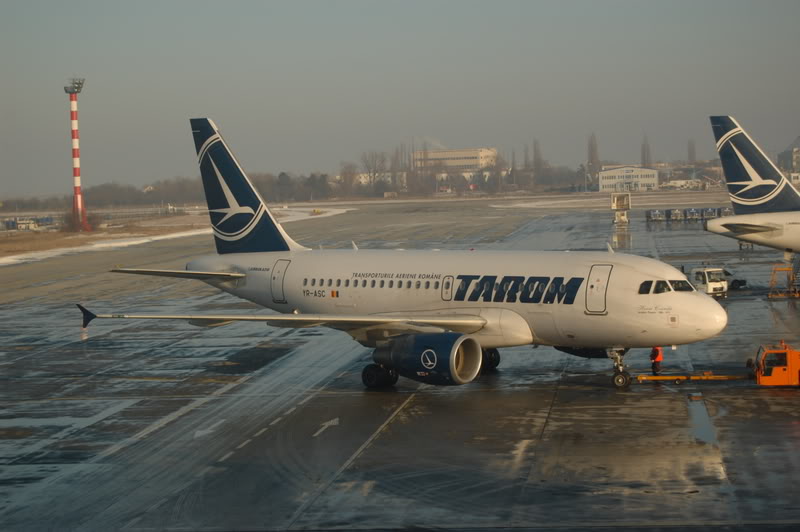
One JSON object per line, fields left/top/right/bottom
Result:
{"left": 406, "top": 281, "right": 412, "bottom": 289}
{"left": 638, "top": 280, "right": 652, "bottom": 294}
{"left": 425, "top": 281, "right": 430, "bottom": 289}
{"left": 670, "top": 280, "right": 694, "bottom": 292}
{"left": 311, "top": 279, "right": 316, "bottom": 287}
{"left": 380, "top": 280, "right": 385, "bottom": 288}
{"left": 327, "top": 279, "right": 332, "bottom": 287}
{"left": 445, "top": 281, "right": 451, "bottom": 290}
{"left": 362, "top": 280, "right": 367, "bottom": 288}
{"left": 415, "top": 281, "right": 421, "bottom": 289}
{"left": 336, "top": 279, "right": 341, "bottom": 287}
{"left": 303, "top": 278, "right": 308, "bottom": 286}
{"left": 389, "top": 280, "right": 394, "bottom": 288}
{"left": 345, "top": 279, "right": 350, "bottom": 287}
{"left": 435, "top": 281, "right": 440, "bottom": 290}
{"left": 653, "top": 280, "right": 671, "bottom": 294}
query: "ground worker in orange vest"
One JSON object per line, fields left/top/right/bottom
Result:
{"left": 650, "top": 346, "right": 664, "bottom": 375}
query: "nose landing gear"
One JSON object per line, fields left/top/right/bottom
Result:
{"left": 608, "top": 349, "right": 631, "bottom": 388}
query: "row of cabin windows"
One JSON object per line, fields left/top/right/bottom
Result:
{"left": 304, "top": 278, "right": 444, "bottom": 290}
{"left": 637, "top": 279, "right": 694, "bottom": 294}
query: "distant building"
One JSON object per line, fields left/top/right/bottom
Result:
{"left": 598, "top": 166, "right": 658, "bottom": 192}
{"left": 778, "top": 136, "right": 800, "bottom": 173}
{"left": 413, "top": 148, "right": 497, "bottom": 173}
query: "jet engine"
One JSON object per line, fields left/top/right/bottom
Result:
{"left": 372, "top": 333, "right": 482, "bottom": 386}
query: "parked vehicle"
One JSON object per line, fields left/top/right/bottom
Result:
{"left": 667, "top": 209, "right": 684, "bottom": 222}
{"left": 684, "top": 208, "right": 701, "bottom": 221}
{"left": 690, "top": 266, "right": 728, "bottom": 298}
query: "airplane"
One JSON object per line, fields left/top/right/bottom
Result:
{"left": 705, "top": 115, "right": 800, "bottom": 256}
{"left": 77, "top": 118, "right": 728, "bottom": 390}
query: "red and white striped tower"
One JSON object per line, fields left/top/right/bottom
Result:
{"left": 64, "top": 78, "right": 91, "bottom": 231}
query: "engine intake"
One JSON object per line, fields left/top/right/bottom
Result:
{"left": 373, "top": 333, "right": 482, "bottom": 385}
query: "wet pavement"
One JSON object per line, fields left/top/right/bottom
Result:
{"left": 1, "top": 191, "right": 799, "bottom": 531}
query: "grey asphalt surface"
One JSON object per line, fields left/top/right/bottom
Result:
{"left": 2, "top": 191, "right": 799, "bottom": 531}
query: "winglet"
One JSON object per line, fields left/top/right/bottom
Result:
{"left": 77, "top": 304, "right": 97, "bottom": 328}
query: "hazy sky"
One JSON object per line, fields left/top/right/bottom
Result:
{"left": 2, "top": 0, "right": 799, "bottom": 198}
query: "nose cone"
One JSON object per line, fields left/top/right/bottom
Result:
{"left": 691, "top": 294, "right": 728, "bottom": 340}
{"left": 704, "top": 218, "right": 724, "bottom": 235}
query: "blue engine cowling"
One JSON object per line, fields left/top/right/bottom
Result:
{"left": 373, "top": 333, "right": 482, "bottom": 385}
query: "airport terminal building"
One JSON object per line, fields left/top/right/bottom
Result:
{"left": 598, "top": 165, "right": 659, "bottom": 192}
{"left": 413, "top": 148, "right": 497, "bottom": 173}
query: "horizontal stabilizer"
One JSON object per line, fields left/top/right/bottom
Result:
{"left": 111, "top": 268, "right": 245, "bottom": 280}
{"left": 74, "top": 306, "right": 486, "bottom": 335}
{"left": 720, "top": 223, "right": 776, "bottom": 235}
{"left": 77, "top": 304, "right": 96, "bottom": 328}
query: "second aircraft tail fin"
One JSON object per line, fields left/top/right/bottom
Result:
{"left": 710, "top": 115, "right": 800, "bottom": 215}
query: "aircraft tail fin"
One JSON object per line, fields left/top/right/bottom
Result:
{"left": 190, "top": 118, "right": 306, "bottom": 254}
{"left": 710, "top": 116, "right": 800, "bottom": 215}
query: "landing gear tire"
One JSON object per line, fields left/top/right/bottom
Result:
{"left": 362, "top": 364, "right": 397, "bottom": 389}
{"left": 612, "top": 371, "right": 631, "bottom": 389}
{"left": 482, "top": 348, "right": 501, "bottom": 372}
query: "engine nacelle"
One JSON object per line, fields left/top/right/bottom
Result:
{"left": 373, "top": 333, "right": 482, "bottom": 385}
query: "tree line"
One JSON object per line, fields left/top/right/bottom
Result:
{"left": 1, "top": 146, "right": 586, "bottom": 212}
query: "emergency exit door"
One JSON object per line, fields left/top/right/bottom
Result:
{"left": 271, "top": 259, "right": 291, "bottom": 304}
{"left": 585, "top": 264, "right": 613, "bottom": 314}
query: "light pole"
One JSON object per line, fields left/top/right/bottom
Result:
{"left": 64, "top": 78, "right": 91, "bottom": 231}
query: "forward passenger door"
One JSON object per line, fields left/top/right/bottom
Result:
{"left": 585, "top": 264, "right": 613, "bottom": 314}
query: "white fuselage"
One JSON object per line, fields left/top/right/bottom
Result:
{"left": 187, "top": 249, "right": 727, "bottom": 350}
{"left": 705, "top": 212, "right": 800, "bottom": 253}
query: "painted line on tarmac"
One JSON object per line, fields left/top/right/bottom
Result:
{"left": 98, "top": 376, "right": 251, "bottom": 459}
{"left": 236, "top": 439, "right": 252, "bottom": 449}
{"left": 285, "top": 390, "right": 418, "bottom": 528}
{"left": 219, "top": 451, "right": 233, "bottom": 463}
{"left": 254, "top": 427, "right": 268, "bottom": 437}
{"left": 269, "top": 417, "right": 283, "bottom": 426}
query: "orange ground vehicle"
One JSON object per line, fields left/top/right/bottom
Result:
{"left": 747, "top": 341, "right": 800, "bottom": 386}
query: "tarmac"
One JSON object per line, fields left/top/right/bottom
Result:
{"left": 2, "top": 191, "right": 799, "bottom": 531}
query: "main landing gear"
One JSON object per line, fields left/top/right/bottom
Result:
{"left": 481, "top": 348, "right": 501, "bottom": 373}
{"left": 608, "top": 349, "right": 631, "bottom": 389}
{"left": 361, "top": 364, "right": 399, "bottom": 389}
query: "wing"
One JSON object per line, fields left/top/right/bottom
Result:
{"left": 76, "top": 305, "right": 486, "bottom": 338}
{"left": 111, "top": 268, "right": 245, "bottom": 280}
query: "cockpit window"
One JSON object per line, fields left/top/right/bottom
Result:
{"left": 638, "top": 280, "right": 653, "bottom": 294}
{"left": 669, "top": 280, "right": 694, "bottom": 292}
{"left": 653, "top": 280, "right": 671, "bottom": 294}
